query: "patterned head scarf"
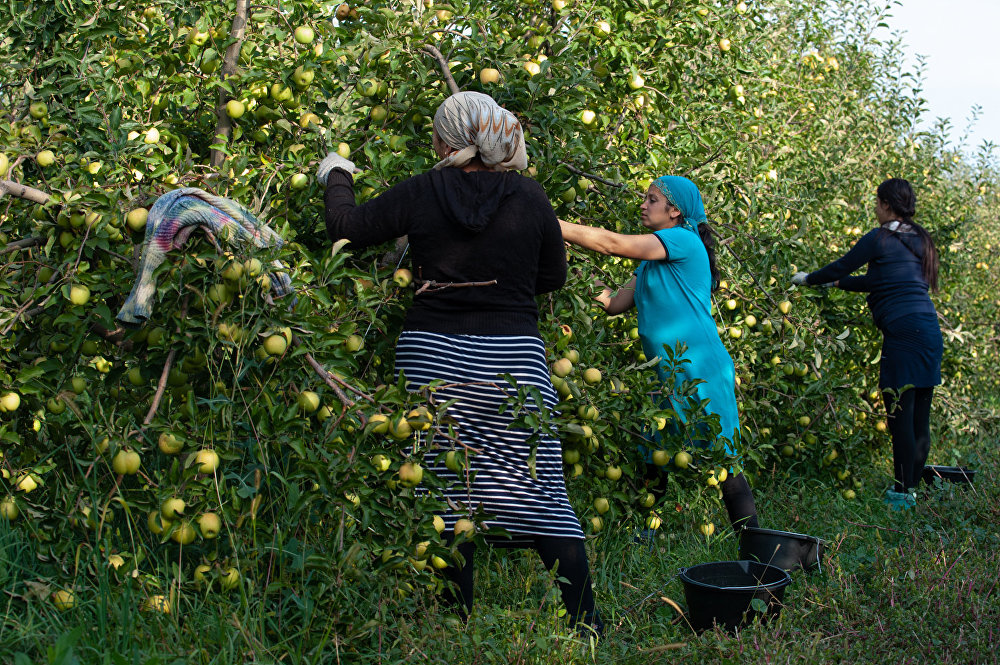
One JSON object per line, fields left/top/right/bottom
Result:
{"left": 432, "top": 91, "right": 528, "bottom": 171}
{"left": 652, "top": 175, "right": 707, "bottom": 232}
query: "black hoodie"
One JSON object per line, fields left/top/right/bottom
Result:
{"left": 324, "top": 167, "right": 566, "bottom": 336}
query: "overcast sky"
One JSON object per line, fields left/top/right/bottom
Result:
{"left": 878, "top": 0, "right": 1000, "bottom": 154}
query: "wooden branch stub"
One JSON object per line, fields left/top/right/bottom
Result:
{"left": 0, "top": 179, "right": 51, "bottom": 204}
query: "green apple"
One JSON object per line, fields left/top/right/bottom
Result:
{"left": 160, "top": 497, "right": 185, "bottom": 520}
{"left": 673, "top": 451, "right": 692, "bottom": 469}
{"left": 220, "top": 567, "right": 241, "bottom": 590}
{"left": 0, "top": 152, "right": 8, "bottom": 176}
{"left": 194, "top": 448, "right": 219, "bottom": 474}
{"left": 225, "top": 99, "right": 245, "bottom": 119}
{"left": 628, "top": 72, "right": 645, "bottom": 90}
{"left": 112, "top": 449, "right": 141, "bottom": 475}
{"left": 718, "top": 38, "right": 731, "bottom": 52}
{"left": 36, "top": 150, "right": 56, "bottom": 167}
{"left": 582, "top": 368, "right": 602, "bottom": 385}
{"left": 392, "top": 268, "right": 413, "bottom": 287}
{"left": 158, "top": 432, "right": 183, "bottom": 455}
{"left": 292, "top": 65, "right": 314, "bottom": 88}
{"left": 0, "top": 497, "right": 19, "bottom": 520}
{"left": 593, "top": 497, "right": 610, "bottom": 514}
{"left": 0, "top": 392, "right": 21, "bottom": 412}
{"left": 143, "top": 127, "right": 160, "bottom": 144}
{"left": 289, "top": 173, "right": 309, "bottom": 190}
{"left": 336, "top": 142, "right": 351, "bottom": 158}
{"left": 605, "top": 465, "right": 622, "bottom": 481}
{"left": 171, "top": 520, "right": 196, "bottom": 544}
{"left": 297, "top": 390, "right": 320, "bottom": 413}
{"left": 552, "top": 357, "right": 573, "bottom": 378}
{"left": 263, "top": 334, "right": 288, "bottom": 356}
{"left": 479, "top": 67, "right": 501, "bottom": 84}
{"left": 197, "top": 512, "right": 221, "bottom": 538}
{"left": 370, "top": 105, "right": 388, "bottom": 122}
{"left": 593, "top": 20, "right": 611, "bottom": 38}
{"left": 398, "top": 461, "right": 423, "bottom": 487}
{"left": 29, "top": 101, "right": 48, "bottom": 118}
{"left": 453, "top": 517, "right": 475, "bottom": 537}
{"left": 343, "top": 334, "right": 364, "bottom": 352}
{"left": 293, "top": 26, "right": 315, "bottom": 45}
{"left": 69, "top": 284, "right": 90, "bottom": 305}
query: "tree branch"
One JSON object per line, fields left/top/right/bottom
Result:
{"left": 0, "top": 179, "right": 51, "bottom": 204}
{"left": 210, "top": 0, "right": 249, "bottom": 168}
{"left": 422, "top": 44, "right": 460, "bottom": 95}
{"left": 0, "top": 236, "right": 44, "bottom": 256}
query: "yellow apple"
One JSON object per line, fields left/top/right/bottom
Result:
{"left": 194, "top": 448, "right": 220, "bottom": 474}
{"left": 36, "top": 150, "right": 56, "bottom": 167}
{"left": 552, "top": 357, "right": 573, "bottom": 377}
{"left": 197, "top": 512, "right": 221, "bottom": 539}
{"left": 0, "top": 392, "right": 20, "bottom": 412}
{"left": 398, "top": 461, "right": 423, "bottom": 486}
{"left": 112, "top": 449, "right": 140, "bottom": 475}
{"left": 160, "top": 497, "right": 186, "bottom": 521}
{"left": 582, "top": 368, "right": 602, "bottom": 385}
{"left": 593, "top": 497, "right": 610, "bottom": 514}
{"left": 263, "top": 334, "right": 288, "bottom": 356}
{"left": 171, "top": 520, "right": 197, "bottom": 545}
{"left": 51, "top": 589, "right": 75, "bottom": 611}
{"left": 479, "top": 67, "right": 501, "bottom": 84}
{"left": 454, "top": 518, "right": 475, "bottom": 537}
{"left": 293, "top": 25, "right": 315, "bottom": 44}
{"left": 126, "top": 207, "right": 148, "bottom": 232}
{"left": 297, "top": 390, "right": 320, "bottom": 413}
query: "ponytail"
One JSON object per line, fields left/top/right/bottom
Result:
{"left": 910, "top": 221, "right": 940, "bottom": 292}
{"left": 699, "top": 222, "right": 720, "bottom": 292}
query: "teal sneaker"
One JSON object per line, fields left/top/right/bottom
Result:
{"left": 884, "top": 489, "right": 917, "bottom": 510}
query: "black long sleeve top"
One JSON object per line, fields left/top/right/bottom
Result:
{"left": 323, "top": 167, "right": 566, "bottom": 336}
{"left": 807, "top": 226, "right": 936, "bottom": 327}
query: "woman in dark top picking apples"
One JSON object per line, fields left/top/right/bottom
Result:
{"left": 793, "top": 178, "right": 942, "bottom": 510}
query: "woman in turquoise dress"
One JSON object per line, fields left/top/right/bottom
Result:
{"left": 560, "top": 175, "right": 758, "bottom": 531}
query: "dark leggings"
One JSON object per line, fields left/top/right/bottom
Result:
{"left": 645, "top": 466, "right": 759, "bottom": 533}
{"left": 442, "top": 536, "right": 599, "bottom": 629}
{"left": 883, "top": 386, "right": 934, "bottom": 491}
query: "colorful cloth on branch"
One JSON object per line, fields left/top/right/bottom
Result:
{"left": 116, "top": 187, "right": 293, "bottom": 328}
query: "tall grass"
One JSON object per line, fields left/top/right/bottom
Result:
{"left": 2, "top": 436, "right": 996, "bottom": 664}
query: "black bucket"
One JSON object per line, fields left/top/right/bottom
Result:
{"left": 739, "top": 527, "right": 825, "bottom": 572}
{"left": 922, "top": 465, "right": 976, "bottom": 485}
{"left": 678, "top": 560, "right": 791, "bottom": 633}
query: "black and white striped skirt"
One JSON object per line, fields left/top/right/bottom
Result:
{"left": 395, "top": 330, "right": 584, "bottom": 541}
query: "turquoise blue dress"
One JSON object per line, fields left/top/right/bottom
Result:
{"left": 634, "top": 226, "right": 740, "bottom": 453}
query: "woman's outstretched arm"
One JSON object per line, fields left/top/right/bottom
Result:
{"left": 559, "top": 219, "right": 667, "bottom": 261}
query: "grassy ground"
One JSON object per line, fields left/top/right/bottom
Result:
{"left": 2, "top": 444, "right": 997, "bottom": 664}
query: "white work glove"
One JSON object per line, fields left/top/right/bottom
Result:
{"left": 316, "top": 152, "right": 356, "bottom": 185}
{"left": 791, "top": 271, "right": 809, "bottom": 286}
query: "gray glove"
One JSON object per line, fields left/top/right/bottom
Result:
{"left": 316, "top": 152, "right": 356, "bottom": 185}
{"left": 791, "top": 271, "right": 809, "bottom": 286}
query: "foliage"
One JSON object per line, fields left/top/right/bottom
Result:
{"left": 0, "top": 0, "right": 998, "bottom": 656}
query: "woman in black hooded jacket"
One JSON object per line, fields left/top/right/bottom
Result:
{"left": 317, "top": 91, "right": 601, "bottom": 634}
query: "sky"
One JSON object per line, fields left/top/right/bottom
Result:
{"left": 878, "top": 0, "right": 1000, "bottom": 153}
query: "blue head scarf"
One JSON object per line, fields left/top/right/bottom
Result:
{"left": 652, "top": 175, "right": 707, "bottom": 233}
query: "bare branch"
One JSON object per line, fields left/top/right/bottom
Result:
{"left": 210, "top": 0, "right": 250, "bottom": 168}
{"left": 0, "top": 179, "right": 51, "bottom": 205}
{"left": 422, "top": 44, "right": 460, "bottom": 95}
{"left": 557, "top": 161, "right": 626, "bottom": 189}
{"left": 0, "top": 236, "right": 44, "bottom": 256}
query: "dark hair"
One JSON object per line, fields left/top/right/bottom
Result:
{"left": 876, "top": 178, "right": 939, "bottom": 292}
{"left": 699, "top": 222, "right": 720, "bottom": 291}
